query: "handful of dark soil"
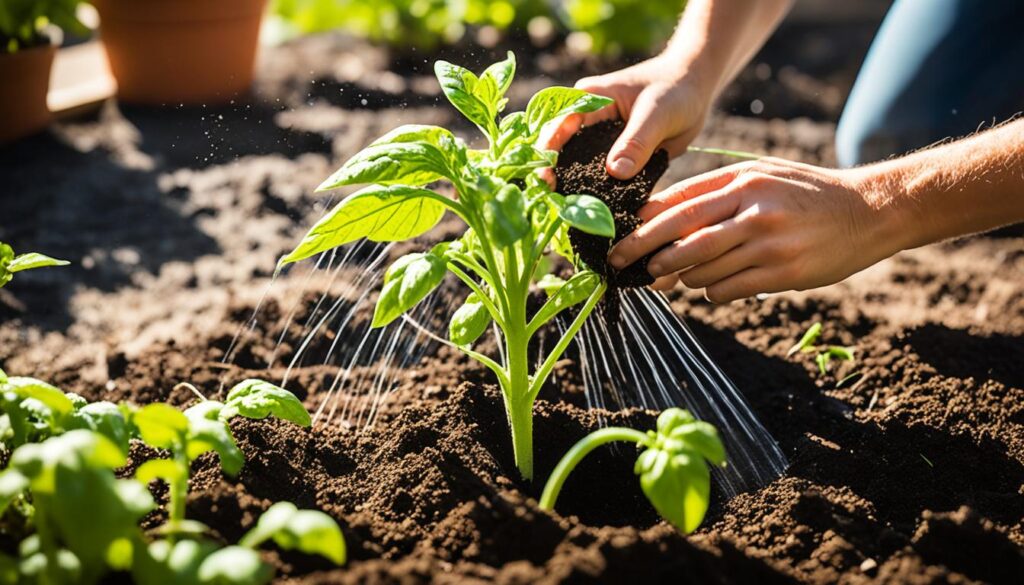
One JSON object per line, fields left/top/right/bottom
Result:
{"left": 554, "top": 119, "right": 669, "bottom": 290}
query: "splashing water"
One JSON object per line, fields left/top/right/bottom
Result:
{"left": 225, "top": 240, "right": 787, "bottom": 496}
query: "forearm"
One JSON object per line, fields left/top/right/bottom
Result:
{"left": 858, "top": 120, "right": 1024, "bottom": 251}
{"left": 663, "top": 0, "right": 794, "bottom": 97}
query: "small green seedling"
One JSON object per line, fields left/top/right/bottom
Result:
{"left": 128, "top": 379, "right": 311, "bottom": 533}
{"left": 787, "top": 322, "right": 856, "bottom": 376}
{"left": 0, "top": 368, "right": 131, "bottom": 453}
{"left": 279, "top": 52, "right": 617, "bottom": 480}
{"left": 539, "top": 408, "right": 726, "bottom": 533}
{"left": 0, "top": 0, "right": 88, "bottom": 53}
{"left": 134, "top": 501, "right": 344, "bottom": 585}
{"left": 0, "top": 242, "right": 68, "bottom": 289}
{"left": 0, "top": 430, "right": 154, "bottom": 585}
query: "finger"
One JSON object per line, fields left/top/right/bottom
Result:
{"left": 573, "top": 77, "right": 622, "bottom": 127}
{"left": 704, "top": 267, "right": 781, "bottom": 304}
{"left": 609, "top": 192, "right": 738, "bottom": 269}
{"left": 606, "top": 89, "right": 668, "bottom": 179}
{"left": 677, "top": 243, "right": 760, "bottom": 289}
{"left": 638, "top": 166, "right": 746, "bottom": 222}
{"left": 538, "top": 113, "right": 584, "bottom": 152}
{"left": 649, "top": 274, "right": 678, "bottom": 291}
{"left": 660, "top": 127, "right": 701, "bottom": 158}
{"left": 647, "top": 217, "right": 748, "bottom": 278}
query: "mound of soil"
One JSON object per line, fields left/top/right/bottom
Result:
{"left": 2, "top": 28, "right": 1023, "bottom": 585}
{"left": 555, "top": 119, "right": 669, "bottom": 290}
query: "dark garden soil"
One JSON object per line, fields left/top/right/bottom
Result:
{"left": 2, "top": 21, "right": 1023, "bottom": 585}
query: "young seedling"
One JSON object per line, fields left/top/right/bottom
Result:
{"left": 0, "top": 368, "right": 131, "bottom": 453}
{"left": 539, "top": 408, "right": 726, "bottom": 533}
{"left": 278, "top": 52, "right": 618, "bottom": 480}
{"left": 135, "top": 501, "right": 344, "bottom": 585}
{"left": 128, "top": 379, "right": 311, "bottom": 534}
{"left": 0, "top": 430, "right": 154, "bottom": 585}
{"left": 0, "top": 241, "right": 68, "bottom": 289}
{"left": 787, "top": 322, "right": 856, "bottom": 376}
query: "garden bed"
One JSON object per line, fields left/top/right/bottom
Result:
{"left": 1, "top": 31, "right": 1022, "bottom": 584}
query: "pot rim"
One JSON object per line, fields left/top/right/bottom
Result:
{"left": 92, "top": 0, "right": 267, "bottom": 24}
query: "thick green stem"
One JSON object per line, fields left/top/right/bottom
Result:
{"left": 507, "top": 393, "right": 534, "bottom": 481}
{"left": 503, "top": 266, "right": 534, "bottom": 479}
{"left": 538, "top": 427, "right": 650, "bottom": 510}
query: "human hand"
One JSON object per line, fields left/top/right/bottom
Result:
{"left": 608, "top": 158, "right": 907, "bottom": 302}
{"left": 539, "top": 54, "right": 712, "bottom": 179}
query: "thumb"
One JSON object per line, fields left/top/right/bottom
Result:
{"left": 606, "top": 88, "right": 667, "bottom": 179}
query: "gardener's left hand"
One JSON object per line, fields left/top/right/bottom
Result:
{"left": 610, "top": 158, "right": 907, "bottom": 302}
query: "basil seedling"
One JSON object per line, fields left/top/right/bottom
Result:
{"left": 539, "top": 408, "right": 727, "bottom": 533}
{"left": 279, "top": 52, "right": 617, "bottom": 480}
{"left": 787, "top": 322, "right": 857, "bottom": 376}
{"left": 0, "top": 241, "right": 68, "bottom": 289}
{"left": 128, "top": 379, "right": 311, "bottom": 532}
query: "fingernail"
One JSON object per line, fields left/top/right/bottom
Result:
{"left": 648, "top": 262, "right": 663, "bottom": 277}
{"left": 609, "top": 157, "right": 635, "bottom": 178}
{"left": 609, "top": 254, "right": 625, "bottom": 268}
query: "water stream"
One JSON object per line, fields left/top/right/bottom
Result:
{"left": 225, "top": 241, "right": 788, "bottom": 496}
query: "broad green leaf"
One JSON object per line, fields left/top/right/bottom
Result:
{"left": 66, "top": 401, "right": 132, "bottom": 454}
{"left": 550, "top": 223, "right": 576, "bottom": 262}
{"left": 197, "top": 546, "right": 273, "bottom": 585}
{"left": 530, "top": 271, "right": 601, "bottom": 328}
{"left": 372, "top": 252, "right": 447, "bottom": 328}
{"left": 482, "top": 51, "right": 516, "bottom": 98}
{"left": 317, "top": 142, "right": 454, "bottom": 191}
{"left": 134, "top": 539, "right": 218, "bottom": 585}
{"left": 7, "top": 252, "right": 70, "bottom": 273}
{"left": 786, "top": 322, "right": 822, "bottom": 357}
{"left": 133, "top": 403, "right": 189, "bottom": 450}
{"left": 449, "top": 292, "right": 491, "bottom": 346}
{"left": 483, "top": 184, "right": 530, "bottom": 247}
{"left": 279, "top": 185, "right": 450, "bottom": 268}
{"left": 240, "top": 502, "right": 346, "bottom": 566}
{"left": 136, "top": 458, "right": 186, "bottom": 486}
{"left": 494, "top": 144, "right": 557, "bottom": 180}
{"left": 525, "top": 87, "right": 613, "bottom": 135}
{"left": 369, "top": 124, "right": 457, "bottom": 149}
{"left": 636, "top": 448, "right": 711, "bottom": 534}
{"left": 559, "top": 195, "right": 615, "bottom": 238}
{"left": 184, "top": 415, "right": 244, "bottom": 476}
{"left": 434, "top": 60, "right": 496, "bottom": 136}
{"left": 3, "top": 377, "right": 74, "bottom": 417}
{"left": 670, "top": 421, "right": 727, "bottom": 467}
{"left": 221, "top": 379, "right": 311, "bottom": 427}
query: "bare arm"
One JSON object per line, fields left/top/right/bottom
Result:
{"left": 608, "top": 119, "right": 1024, "bottom": 302}
{"left": 543, "top": 0, "right": 794, "bottom": 179}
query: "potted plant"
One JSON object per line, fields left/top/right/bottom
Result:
{"left": 0, "top": 0, "right": 87, "bottom": 144}
{"left": 92, "top": 0, "right": 267, "bottom": 105}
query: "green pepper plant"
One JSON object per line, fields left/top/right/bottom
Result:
{"left": 279, "top": 52, "right": 617, "bottom": 481}
{"left": 0, "top": 242, "right": 68, "bottom": 289}
{"left": 539, "top": 408, "right": 726, "bottom": 533}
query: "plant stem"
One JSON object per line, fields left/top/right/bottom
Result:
{"left": 538, "top": 427, "right": 650, "bottom": 510}
{"left": 169, "top": 445, "right": 189, "bottom": 534}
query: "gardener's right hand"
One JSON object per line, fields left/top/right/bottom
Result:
{"left": 541, "top": 54, "right": 713, "bottom": 180}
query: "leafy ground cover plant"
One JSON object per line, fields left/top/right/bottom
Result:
{"left": 0, "top": 378, "right": 343, "bottom": 584}
{"left": 787, "top": 322, "right": 857, "bottom": 375}
{"left": 0, "top": 0, "right": 86, "bottom": 53}
{"left": 539, "top": 408, "right": 726, "bottom": 533}
{"left": 562, "top": 0, "right": 687, "bottom": 55}
{"left": 0, "top": 242, "right": 67, "bottom": 289}
{"left": 278, "top": 52, "right": 618, "bottom": 480}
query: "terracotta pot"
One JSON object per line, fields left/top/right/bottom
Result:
{"left": 0, "top": 44, "right": 56, "bottom": 145}
{"left": 93, "top": 0, "right": 267, "bottom": 105}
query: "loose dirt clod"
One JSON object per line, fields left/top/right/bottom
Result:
{"left": 555, "top": 119, "right": 669, "bottom": 290}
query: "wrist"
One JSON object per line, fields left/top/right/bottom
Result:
{"left": 843, "top": 164, "right": 920, "bottom": 260}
